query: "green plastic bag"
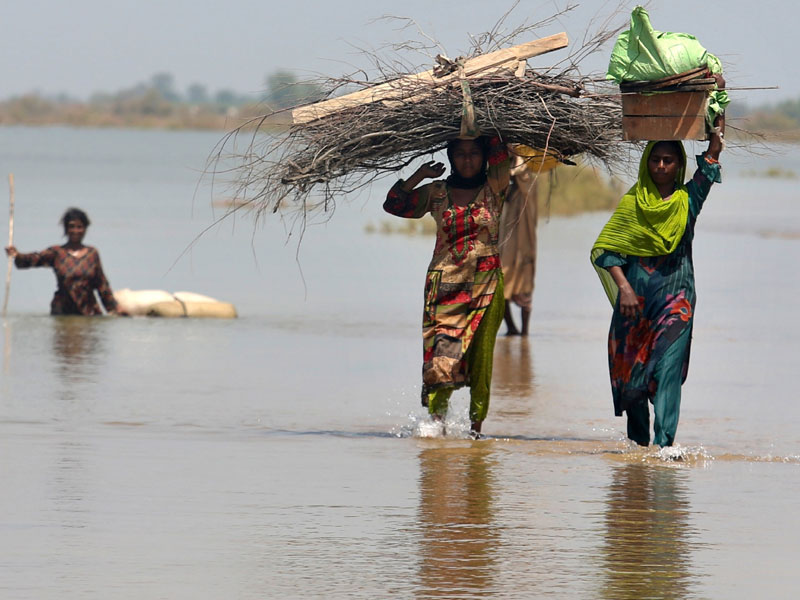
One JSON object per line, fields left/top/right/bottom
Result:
{"left": 607, "top": 6, "right": 721, "bottom": 82}
{"left": 607, "top": 6, "right": 729, "bottom": 125}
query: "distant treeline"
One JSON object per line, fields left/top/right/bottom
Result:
{"left": 730, "top": 97, "right": 800, "bottom": 140}
{"left": 0, "top": 70, "right": 325, "bottom": 130}
{"left": 1, "top": 70, "right": 799, "bottom": 139}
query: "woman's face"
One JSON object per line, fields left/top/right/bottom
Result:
{"left": 66, "top": 220, "right": 86, "bottom": 245}
{"left": 647, "top": 143, "right": 681, "bottom": 187}
{"left": 451, "top": 140, "right": 484, "bottom": 179}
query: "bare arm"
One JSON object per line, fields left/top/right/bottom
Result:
{"left": 607, "top": 265, "right": 641, "bottom": 319}
{"left": 401, "top": 161, "right": 445, "bottom": 192}
{"left": 706, "top": 74, "right": 726, "bottom": 161}
{"left": 384, "top": 161, "right": 446, "bottom": 218}
{"left": 87, "top": 250, "right": 125, "bottom": 315}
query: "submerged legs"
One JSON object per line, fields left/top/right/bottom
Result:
{"left": 425, "top": 282, "right": 505, "bottom": 437}
{"left": 428, "top": 387, "right": 453, "bottom": 419}
{"left": 468, "top": 284, "right": 505, "bottom": 432}
{"left": 625, "top": 400, "right": 651, "bottom": 446}
{"left": 624, "top": 331, "right": 688, "bottom": 447}
{"left": 651, "top": 334, "right": 686, "bottom": 448}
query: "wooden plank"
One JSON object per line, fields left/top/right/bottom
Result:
{"left": 378, "top": 62, "right": 522, "bottom": 109}
{"left": 619, "top": 66, "right": 709, "bottom": 91}
{"left": 622, "top": 115, "right": 707, "bottom": 141}
{"left": 291, "top": 32, "right": 569, "bottom": 124}
{"left": 621, "top": 91, "right": 708, "bottom": 117}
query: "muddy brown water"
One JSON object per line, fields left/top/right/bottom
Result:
{"left": 1, "top": 127, "right": 798, "bottom": 598}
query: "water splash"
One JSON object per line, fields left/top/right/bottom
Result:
{"left": 390, "top": 409, "right": 481, "bottom": 440}
{"left": 414, "top": 418, "right": 445, "bottom": 439}
{"left": 627, "top": 443, "right": 715, "bottom": 467}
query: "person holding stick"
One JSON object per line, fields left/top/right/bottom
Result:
{"left": 384, "top": 135, "right": 510, "bottom": 438}
{"left": 3, "top": 173, "right": 15, "bottom": 317}
{"left": 590, "top": 77, "right": 725, "bottom": 447}
{"left": 5, "top": 207, "right": 125, "bottom": 316}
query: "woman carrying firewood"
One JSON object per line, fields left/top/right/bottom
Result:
{"left": 590, "top": 76, "right": 725, "bottom": 448}
{"left": 384, "top": 135, "right": 510, "bottom": 438}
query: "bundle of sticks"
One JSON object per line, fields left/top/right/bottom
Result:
{"left": 207, "top": 24, "right": 627, "bottom": 225}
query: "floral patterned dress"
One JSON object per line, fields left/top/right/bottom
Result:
{"left": 593, "top": 156, "right": 721, "bottom": 446}
{"left": 384, "top": 137, "right": 510, "bottom": 397}
{"left": 15, "top": 245, "right": 119, "bottom": 315}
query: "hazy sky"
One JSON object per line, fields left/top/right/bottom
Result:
{"left": 2, "top": 1, "right": 791, "bottom": 107}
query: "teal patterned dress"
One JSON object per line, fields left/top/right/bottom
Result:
{"left": 593, "top": 155, "right": 721, "bottom": 446}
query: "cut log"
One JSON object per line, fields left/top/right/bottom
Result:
{"left": 291, "top": 32, "right": 569, "bottom": 124}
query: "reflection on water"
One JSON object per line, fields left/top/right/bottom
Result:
{"left": 492, "top": 337, "right": 534, "bottom": 399}
{"left": 1, "top": 128, "right": 798, "bottom": 599}
{"left": 417, "top": 445, "right": 498, "bottom": 598}
{"left": 601, "top": 464, "right": 699, "bottom": 599}
{"left": 50, "top": 317, "right": 105, "bottom": 388}
{"left": 2, "top": 320, "right": 10, "bottom": 377}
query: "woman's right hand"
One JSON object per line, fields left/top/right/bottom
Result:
{"left": 5, "top": 246, "right": 17, "bottom": 258}
{"left": 617, "top": 283, "right": 642, "bottom": 320}
{"left": 415, "top": 161, "right": 446, "bottom": 180}
{"left": 607, "top": 266, "right": 641, "bottom": 320}
{"left": 400, "top": 160, "right": 447, "bottom": 193}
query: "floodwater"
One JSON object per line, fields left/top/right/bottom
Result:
{"left": 1, "top": 126, "right": 798, "bottom": 598}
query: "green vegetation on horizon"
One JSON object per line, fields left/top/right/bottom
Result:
{"left": 728, "top": 97, "right": 800, "bottom": 141}
{"left": 0, "top": 70, "right": 325, "bottom": 130}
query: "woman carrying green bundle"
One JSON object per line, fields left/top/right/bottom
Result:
{"left": 384, "top": 136, "right": 510, "bottom": 438}
{"left": 591, "top": 77, "right": 725, "bottom": 447}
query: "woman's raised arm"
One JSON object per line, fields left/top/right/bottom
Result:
{"left": 384, "top": 161, "right": 445, "bottom": 218}
{"left": 706, "top": 74, "right": 726, "bottom": 161}
{"left": 401, "top": 161, "right": 445, "bottom": 193}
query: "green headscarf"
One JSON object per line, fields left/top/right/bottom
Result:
{"left": 591, "top": 141, "right": 689, "bottom": 305}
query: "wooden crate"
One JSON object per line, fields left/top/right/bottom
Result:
{"left": 621, "top": 91, "right": 709, "bottom": 141}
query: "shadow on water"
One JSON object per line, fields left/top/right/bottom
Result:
{"left": 250, "top": 428, "right": 800, "bottom": 464}
{"left": 257, "top": 428, "right": 400, "bottom": 439}
{"left": 600, "top": 463, "right": 699, "bottom": 600}
{"left": 416, "top": 445, "right": 498, "bottom": 599}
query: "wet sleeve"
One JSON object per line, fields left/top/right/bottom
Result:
{"left": 486, "top": 136, "right": 511, "bottom": 203}
{"left": 593, "top": 250, "right": 627, "bottom": 270}
{"left": 14, "top": 247, "right": 57, "bottom": 269}
{"left": 383, "top": 181, "right": 433, "bottom": 219}
{"left": 687, "top": 153, "right": 722, "bottom": 218}
{"left": 92, "top": 251, "right": 118, "bottom": 312}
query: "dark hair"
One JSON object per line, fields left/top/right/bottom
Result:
{"left": 445, "top": 136, "right": 491, "bottom": 189}
{"left": 651, "top": 140, "right": 685, "bottom": 167}
{"left": 445, "top": 137, "right": 490, "bottom": 167}
{"left": 60, "top": 208, "right": 91, "bottom": 234}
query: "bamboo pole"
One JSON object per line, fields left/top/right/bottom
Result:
{"left": 2, "top": 173, "right": 15, "bottom": 317}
